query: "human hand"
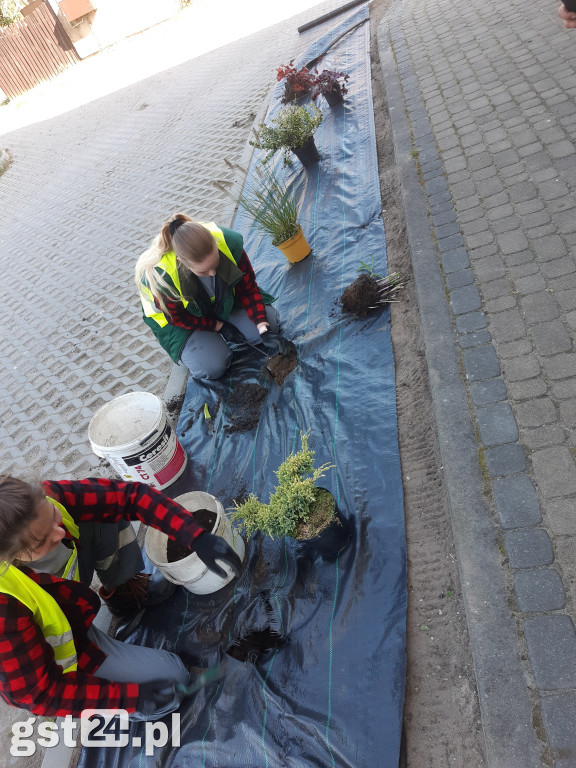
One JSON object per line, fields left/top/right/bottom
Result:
{"left": 260, "top": 331, "right": 296, "bottom": 357}
{"left": 257, "top": 322, "right": 269, "bottom": 335}
{"left": 558, "top": 3, "right": 576, "bottom": 27}
{"left": 192, "top": 532, "right": 242, "bottom": 579}
{"left": 214, "top": 320, "right": 224, "bottom": 332}
{"left": 136, "top": 679, "right": 185, "bottom": 718}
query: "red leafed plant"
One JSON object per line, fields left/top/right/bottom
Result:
{"left": 313, "top": 69, "right": 350, "bottom": 97}
{"left": 276, "top": 61, "right": 316, "bottom": 103}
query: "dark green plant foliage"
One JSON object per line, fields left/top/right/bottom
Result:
{"left": 230, "top": 431, "right": 335, "bottom": 540}
{"left": 250, "top": 104, "right": 323, "bottom": 165}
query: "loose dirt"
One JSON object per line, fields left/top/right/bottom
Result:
{"left": 224, "top": 383, "right": 268, "bottom": 434}
{"left": 368, "top": 2, "right": 486, "bottom": 765}
{"left": 165, "top": 393, "right": 185, "bottom": 418}
{"left": 166, "top": 508, "right": 217, "bottom": 562}
{"left": 226, "top": 627, "right": 286, "bottom": 663}
{"left": 265, "top": 349, "right": 298, "bottom": 386}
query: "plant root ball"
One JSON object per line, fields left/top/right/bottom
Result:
{"left": 340, "top": 273, "right": 384, "bottom": 317}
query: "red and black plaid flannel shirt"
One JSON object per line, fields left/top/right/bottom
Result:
{"left": 160, "top": 249, "right": 268, "bottom": 331}
{"left": 0, "top": 478, "right": 204, "bottom": 717}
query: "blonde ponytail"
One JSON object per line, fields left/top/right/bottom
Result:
{"left": 135, "top": 213, "right": 217, "bottom": 314}
{"left": 135, "top": 213, "right": 192, "bottom": 313}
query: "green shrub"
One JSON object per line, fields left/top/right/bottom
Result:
{"left": 250, "top": 105, "right": 323, "bottom": 165}
{"left": 231, "top": 431, "right": 335, "bottom": 540}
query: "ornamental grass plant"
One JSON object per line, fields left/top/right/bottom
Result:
{"left": 214, "top": 163, "right": 301, "bottom": 247}
{"left": 250, "top": 104, "right": 323, "bottom": 165}
{"left": 230, "top": 431, "right": 335, "bottom": 540}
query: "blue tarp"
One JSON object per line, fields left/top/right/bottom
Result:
{"left": 79, "top": 5, "right": 406, "bottom": 767}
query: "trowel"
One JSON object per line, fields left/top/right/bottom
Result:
{"left": 220, "top": 329, "right": 274, "bottom": 374}
{"left": 242, "top": 337, "right": 275, "bottom": 374}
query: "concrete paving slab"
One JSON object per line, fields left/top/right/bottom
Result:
{"left": 0, "top": 1, "right": 351, "bottom": 764}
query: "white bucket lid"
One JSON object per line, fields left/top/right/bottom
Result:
{"left": 88, "top": 391, "right": 164, "bottom": 451}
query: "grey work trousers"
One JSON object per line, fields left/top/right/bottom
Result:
{"left": 89, "top": 625, "right": 189, "bottom": 721}
{"left": 180, "top": 304, "right": 280, "bottom": 380}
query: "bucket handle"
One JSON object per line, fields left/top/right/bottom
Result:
{"left": 139, "top": 427, "right": 159, "bottom": 447}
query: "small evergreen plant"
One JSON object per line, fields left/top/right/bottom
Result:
{"left": 0, "top": 0, "right": 20, "bottom": 27}
{"left": 231, "top": 432, "right": 335, "bottom": 540}
{"left": 250, "top": 105, "right": 323, "bottom": 165}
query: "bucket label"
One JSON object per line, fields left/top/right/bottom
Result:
{"left": 122, "top": 424, "right": 172, "bottom": 466}
{"left": 154, "top": 441, "right": 186, "bottom": 487}
{"left": 113, "top": 422, "right": 187, "bottom": 490}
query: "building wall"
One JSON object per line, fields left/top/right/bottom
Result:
{"left": 45, "top": 0, "right": 180, "bottom": 58}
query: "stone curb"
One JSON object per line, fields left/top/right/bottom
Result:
{"left": 377, "top": 10, "right": 545, "bottom": 768}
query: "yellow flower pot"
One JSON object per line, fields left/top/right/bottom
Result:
{"left": 276, "top": 226, "right": 311, "bottom": 263}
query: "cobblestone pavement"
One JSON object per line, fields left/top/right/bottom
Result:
{"left": 379, "top": 0, "right": 576, "bottom": 765}
{"left": 0, "top": 0, "right": 344, "bottom": 759}
{"left": 0, "top": 0, "right": 343, "bottom": 480}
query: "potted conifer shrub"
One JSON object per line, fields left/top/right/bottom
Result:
{"left": 215, "top": 163, "right": 311, "bottom": 263}
{"left": 250, "top": 104, "right": 323, "bottom": 167}
{"left": 313, "top": 69, "right": 350, "bottom": 107}
{"left": 230, "top": 431, "right": 351, "bottom": 557}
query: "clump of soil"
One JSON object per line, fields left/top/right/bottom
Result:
{"left": 181, "top": 410, "right": 195, "bottom": 436}
{"left": 340, "top": 273, "right": 384, "bottom": 317}
{"left": 226, "top": 627, "right": 287, "bottom": 663}
{"left": 165, "top": 393, "right": 185, "bottom": 418}
{"left": 166, "top": 508, "right": 216, "bottom": 562}
{"left": 224, "top": 383, "right": 267, "bottom": 434}
{"left": 265, "top": 350, "right": 298, "bottom": 387}
{"left": 253, "top": 553, "right": 271, "bottom": 584}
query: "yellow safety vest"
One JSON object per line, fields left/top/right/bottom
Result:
{"left": 0, "top": 496, "right": 82, "bottom": 672}
{"left": 50, "top": 498, "right": 80, "bottom": 581}
{"left": 140, "top": 220, "right": 237, "bottom": 328}
{"left": 0, "top": 564, "right": 78, "bottom": 672}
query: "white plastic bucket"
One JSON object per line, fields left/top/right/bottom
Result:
{"left": 88, "top": 392, "right": 187, "bottom": 490}
{"left": 144, "top": 491, "right": 245, "bottom": 594}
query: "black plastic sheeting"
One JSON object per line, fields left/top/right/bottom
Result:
{"left": 79, "top": 5, "right": 406, "bottom": 767}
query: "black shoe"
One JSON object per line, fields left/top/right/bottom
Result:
{"left": 99, "top": 571, "right": 177, "bottom": 618}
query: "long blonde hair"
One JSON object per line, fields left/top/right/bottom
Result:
{"left": 135, "top": 213, "right": 217, "bottom": 312}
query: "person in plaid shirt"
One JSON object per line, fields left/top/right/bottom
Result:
{"left": 135, "top": 215, "right": 293, "bottom": 380}
{"left": 0, "top": 476, "right": 241, "bottom": 720}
